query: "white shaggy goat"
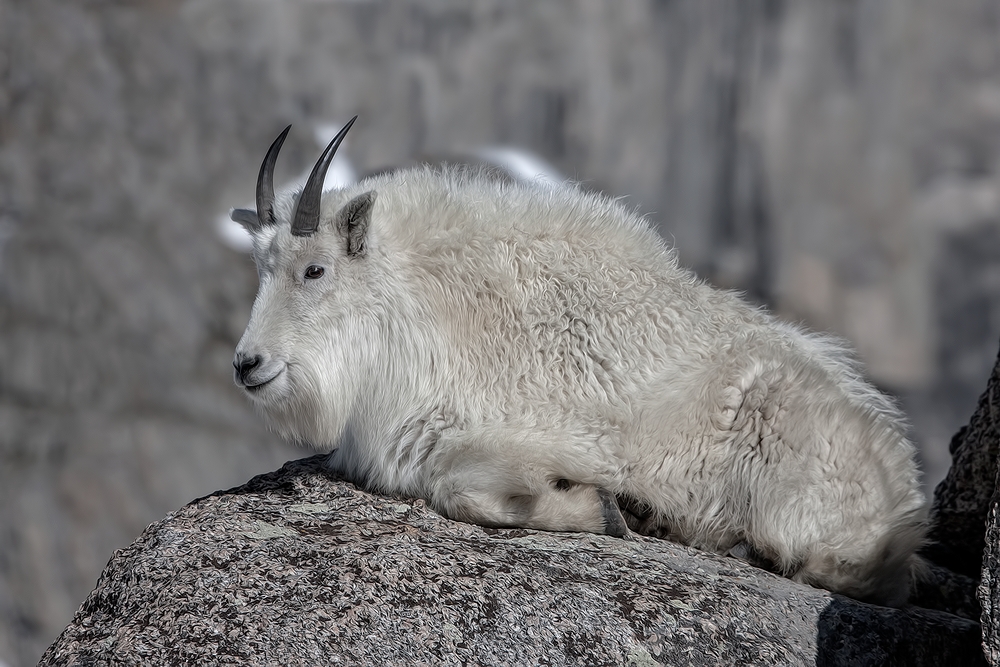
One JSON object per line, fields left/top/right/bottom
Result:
{"left": 232, "top": 119, "right": 927, "bottom": 605}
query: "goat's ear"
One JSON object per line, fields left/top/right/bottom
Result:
{"left": 230, "top": 208, "right": 260, "bottom": 232}
{"left": 335, "top": 191, "right": 376, "bottom": 258}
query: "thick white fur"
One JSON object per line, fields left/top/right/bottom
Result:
{"left": 235, "top": 166, "right": 926, "bottom": 605}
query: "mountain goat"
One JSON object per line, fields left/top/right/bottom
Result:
{"left": 232, "top": 118, "right": 926, "bottom": 606}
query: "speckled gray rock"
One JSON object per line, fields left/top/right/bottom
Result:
{"left": 975, "top": 342, "right": 1000, "bottom": 664}
{"left": 981, "top": 495, "right": 1000, "bottom": 665}
{"left": 40, "top": 456, "right": 983, "bottom": 667}
{"left": 924, "top": 343, "right": 1000, "bottom": 580}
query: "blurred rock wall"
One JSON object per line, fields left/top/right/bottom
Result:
{"left": 2, "top": 1, "right": 999, "bottom": 665}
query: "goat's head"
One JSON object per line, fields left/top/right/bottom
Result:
{"left": 231, "top": 118, "right": 380, "bottom": 445}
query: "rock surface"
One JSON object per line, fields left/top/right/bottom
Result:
{"left": 973, "top": 344, "right": 1000, "bottom": 665}
{"left": 40, "top": 456, "right": 983, "bottom": 667}
{"left": 982, "top": 497, "right": 1000, "bottom": 666}
{"left": 924, "top": 344, "right": 1000, "bottom": 579}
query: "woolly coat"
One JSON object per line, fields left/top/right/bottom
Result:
{"left": 235, "top": 167, "right": 926, "bottom": 605}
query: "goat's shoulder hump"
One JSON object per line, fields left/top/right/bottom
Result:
{"left": 357, "top": 166, "right": 665, "bottom": 256}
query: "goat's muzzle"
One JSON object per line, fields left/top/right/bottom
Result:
{"left": 233, "top": 353, "right": 261, "bottom": 385}
{"left": 235, "top": 351, "right": 289, "bottom": 396}
{"left": 232, "top": 349, "right": 288, "bottom": 400}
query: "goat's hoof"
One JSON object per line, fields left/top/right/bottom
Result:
{"left": 596, "top": 488, "right": 629, "bottom": 538}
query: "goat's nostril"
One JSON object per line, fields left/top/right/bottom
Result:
{"left": 234, "top": 354, "right": 262, "bottom": 382}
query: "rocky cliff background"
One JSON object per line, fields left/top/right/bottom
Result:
{"left": 3, "top": 1, "right": 1000, "bottom": 665}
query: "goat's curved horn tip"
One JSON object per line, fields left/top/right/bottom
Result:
{"left": 291, "top": 116, "right": 358, "bottom": 237}
{"left": 256, "top": 124, "right": 292, "bottom": 230}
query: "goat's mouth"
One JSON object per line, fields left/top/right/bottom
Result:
{"left": 241, "top": 369, "right": 284, "bottom": 394}
{"left": 243, "top": 371, "right": 281, "bottom": 394}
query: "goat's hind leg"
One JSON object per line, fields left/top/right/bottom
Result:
{"left": 529, "top": 479, "right": 628, "bottom": 537}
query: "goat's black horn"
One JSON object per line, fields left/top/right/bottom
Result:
{"left": 256, "top": 125, "right": 292, "bottom": 230}
{"left": 291, "top": 116, "right": 357, "bottom": 237}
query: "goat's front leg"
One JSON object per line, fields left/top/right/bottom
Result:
{"left": 424, "top": 436, "right": 628, "bottom": 537}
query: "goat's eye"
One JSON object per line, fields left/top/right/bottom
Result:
{"left": 304, "top": 265, "right": 325, "bottom": 280}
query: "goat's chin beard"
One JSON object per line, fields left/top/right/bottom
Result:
{"left": 240, "top": 369, "right": 290, "bottom": 407}
{"left": 252, "top": 395, "right": 342, "bottom": 451}
{"left": 240, "top": 362, "right": 355, "bottom": 450}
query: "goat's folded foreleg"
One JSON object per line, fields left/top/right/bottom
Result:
{"left": 423, "top": 432, "right": 628, "bottom": 537}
